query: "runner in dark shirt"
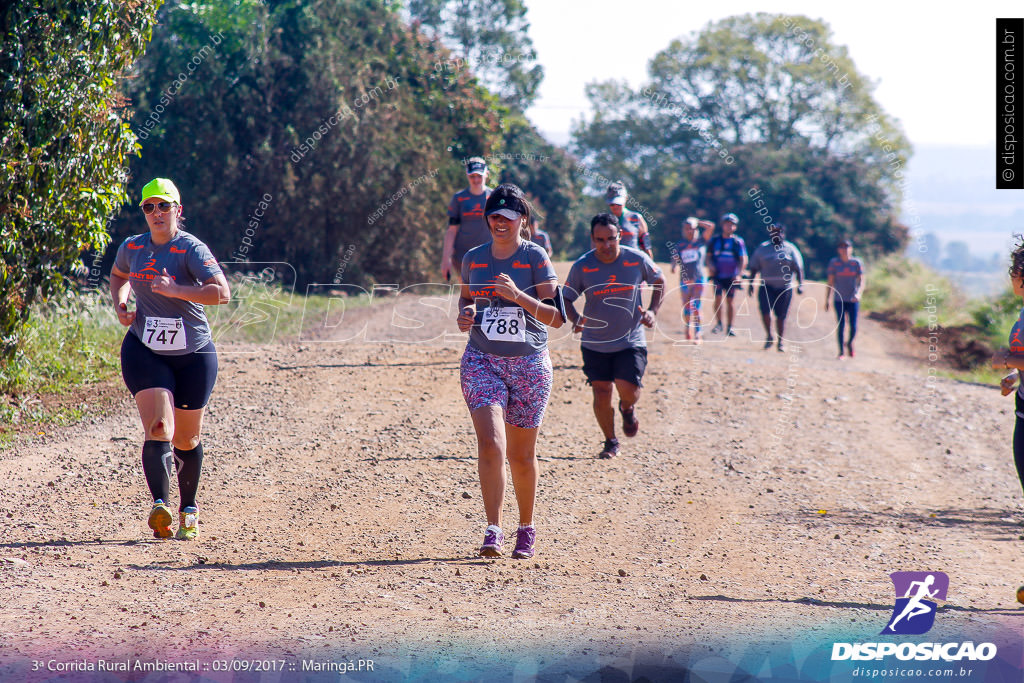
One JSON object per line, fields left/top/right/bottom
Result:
{"left": 825, "top": 239, "right": 865, "bottom": 359}
{"left": 529, "top": 216, "right": 553, "bottom": 256}
{"left": 990, "top": 236, "right": 1024, "bottom": 501}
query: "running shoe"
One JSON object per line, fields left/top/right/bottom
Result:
{"left": 763, "top": 337, "right": 773, "bottom": 350}
{"left": 598, "top": 438, "right": 620, "bottom": 459}
{"left": 620, "top": 404, "right": 639, "bottom": 437}
{"left": 711, "top": 322, "right": 723, "bottom": 334}
{"left": 148, "top": 500, "right": 173, "bottom": 539}
{"left": 777, "top": 340, "right": 785, "bottom": 353}
{"left": 847, "top": 342, "right": 855, "bottom": 358}
{"left": 511, "top": 525, "right": 536, "bottom": 559}
{"left": 479, "top": 525, "right": 504, "bottom": 557}
{"left": 726, "top": 328, "right": 737, "bottom": 337}
{"left": 175, "top": 506, "right": 198, "bottom": 541}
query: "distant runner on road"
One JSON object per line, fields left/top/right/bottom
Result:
{"left": 109, "top": 178, "right": 231, "bottom": 541}
{"left": 990, "top": 237, "right": 1024, "bottom": 501}
{"left": 563, "top": 213, "right": 665, "bottom": 459}
{"left": 825, "top": 239, "right": 865, "bottom": 359}
{"left": 747, "top": 224, "right": 804, "bottom": 352}
{"left": 442, "top": 156, "right": 492, "bottom": 281}
{"left": 456, "top": 183, "right": 564, "bottom": 560}
{"left": 529, "top": 215, "right": 554, "bottom": 256}
{"left": 605, "top": 181, "right": 653, "bottom": 258}
{"left": 670, "top": 217, "right": 715, "bottom": 342}
{"left": 706, "top": 213, "right": 747, "bottom": 337}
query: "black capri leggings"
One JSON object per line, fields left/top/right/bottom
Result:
{"left": 120, "top": 332, "right": 218, "bottom": 410}
{"left": 1013, "top": 394, "right": 1024, "bottom": 497}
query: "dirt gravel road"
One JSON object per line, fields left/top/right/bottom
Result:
{"left": 1, "top": 264, "right": 1021, "bottom": 680}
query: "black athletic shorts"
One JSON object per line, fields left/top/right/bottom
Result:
{"left": 581, "top": 346, "right": 648, "bottom": 387}
{"left": 120, "top": 332, "right": 218, "bottom": 410}
{"left": 712, "top": 276, "right": 740, "bottom": 298}
{"left": 758, "top": 284, "right": 794, "bottom": 319}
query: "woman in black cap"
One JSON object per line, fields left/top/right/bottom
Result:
{"left": 456, "top": 183, "right": 564, "bottom": 559}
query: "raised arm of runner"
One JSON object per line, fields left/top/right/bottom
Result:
{"left": 493, "top": 274, "right": 562, "bottom": 329}
{"left": 151, "top": 270, "right": 231, "bottom": 305}
{"left": 637, "top": 215, "right": 653, "bottom": 258}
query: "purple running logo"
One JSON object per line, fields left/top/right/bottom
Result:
{"left": 882, "top": 571, "right": 949, "bottom": 635}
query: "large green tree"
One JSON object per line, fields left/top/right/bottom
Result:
{"left": 572, "top": 13, "right": 910, "bottom": 273}
{"left": 0, "top": 0, "right": 160, "bottom": 363}
{"left": 118, "top": 0, "right": 503, "bottom": 284}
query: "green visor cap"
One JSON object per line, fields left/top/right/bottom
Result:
{"left": 140, "top": 178, "right": 181, "bottom": 205}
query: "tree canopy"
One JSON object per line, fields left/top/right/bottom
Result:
{"left": 572, "top": 13, "right": 911, "bottom": 273}
{"left": 406, "top": 0, "right": 544, "bottom": 109}
{"left": 117, "top": 0, "right": 504, "bottom": 285}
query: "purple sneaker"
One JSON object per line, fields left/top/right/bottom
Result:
{"left": 479, "top": 525, "right": 504, "bottom": 557}
{"left": 512, "top": 525, "right": 536, "bottom": 559}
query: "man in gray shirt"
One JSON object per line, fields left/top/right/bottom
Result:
{"left": 564, "top": 213, "right": 665, "bottom": 458}
{"left": 747, "top": 224, "right": 804, "bottom": 352}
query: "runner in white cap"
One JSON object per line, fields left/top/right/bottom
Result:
{"left": 605, "top": 181, "right": 653, "bottom": 258}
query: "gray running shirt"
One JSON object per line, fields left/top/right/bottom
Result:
{"left": 461, "top": 241, "right": 558, "bottom": 357}
{"left": 826, "top": 257, "right": 864, "bottom": 302}
{"left": 749, "top": 240, "right": 804, "bottom": 289}
{"left": 114, "top": 230, "right": 223, "bottom": 355}
{"left": 448, "top": 187, "right": 491, "bottom": 261}
{"left": 563, "top": 247, "right": 663, "bottom": 352}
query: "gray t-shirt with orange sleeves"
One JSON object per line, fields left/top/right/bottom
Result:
{"left": 563, "top": 247, "right": 663, "bottom": 352}
{"left": 462, "top": 240, "right": 558, "bottom": 357}
{"left": 114, "top": 230, "right": 223, "bottom": 355}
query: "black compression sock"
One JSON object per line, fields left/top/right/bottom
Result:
{"left": 142, "top": 440, "right": 173, "bottom": 502}
{"left": 174, "top": 443, "right": 204, "bottom": 510}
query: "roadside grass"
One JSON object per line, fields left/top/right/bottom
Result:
{"left": 862, "top": 254, "right": 1020, "bottom": 377}
{"left": 0, "top": 275, "right": 369, "bottom": 447}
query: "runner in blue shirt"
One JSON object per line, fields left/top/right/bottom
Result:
{"left": 110, "top": 178, "right": 231, "bottom": 540}
{"left": 706, "top": 213, "right": 747, "bottom": 336}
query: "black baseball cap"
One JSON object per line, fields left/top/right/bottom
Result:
{"left": 484, "top": 183, "right": 529, "bottom": 220}
{"left": 466, "top": 157, "right": 487, "bottom": 175}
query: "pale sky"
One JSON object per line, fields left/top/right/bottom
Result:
{"left": 524, "top": 0, "right": 1018, "bottom": 149}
